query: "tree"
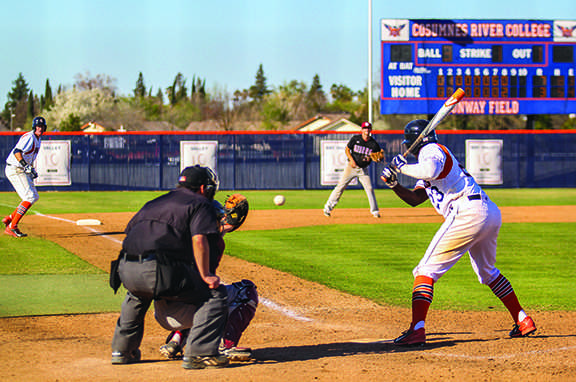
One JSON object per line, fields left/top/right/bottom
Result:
{"left": 306, "top": 74, "right": 327, "bottom": 112}
{"left": 74, "top": 71, "right": 117, "bottom": 96}
{"left": 59, "top": 113, "right": 82, "bottom": 131}
{"left": 2, "top": 73, "right": 30, "bottom": 129}
{"left": 249, "top": 64, "right": 271, "bottom": 102}
{"left": 330, "top": 83, "right": 355, "bottom": 103}
{"left": 166, "top": 73, "right": 187, "bottom": 105}
{"left": 27, "top": 91, "right": 35, "bottom": 119}
{"left": 276, "top": 80, "right": 307, "bottom": 120}
{"left": 204, "top": 85, "right": 237, "bottom": 131}
{"left": 155, "top": 88, "right": 164, "bottom": 103}
{"left": 134, "top": 72, "right": 146, "bottom": 98}
{"left": 45, "top": 88, "right": 116, "bottom": 129}
{"left": 44, "top": 79, "right": 54, "bottom": 110}
{"left": 190, "top": 75, "right": 206, "bottom": 104}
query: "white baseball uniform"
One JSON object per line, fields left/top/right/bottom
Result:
{"left": 399, "top": 142, "right": 502, "bottom": 285}
{"left": 5, "top": 130, "right": 41, "bottom": 204}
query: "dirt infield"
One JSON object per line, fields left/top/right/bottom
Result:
{"left": 1, "top": 207, "right": 576, "bottom": 381}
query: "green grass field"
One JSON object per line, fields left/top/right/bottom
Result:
{"left": 1, "top": 188, "right": 574, "bottom": 317}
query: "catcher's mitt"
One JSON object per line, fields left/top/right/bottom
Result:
{"left": 369, "top": 150, "right": 385, "bottom": 162}
{"left": 223, "top": 194, "right": 249, "bottom": 232}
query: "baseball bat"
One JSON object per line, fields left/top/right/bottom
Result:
{"left": 402, "top": 88, "right": 465, "bottom": 157}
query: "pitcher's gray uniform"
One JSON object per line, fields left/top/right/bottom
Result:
{"left": 324, "top": 122, "right": 383, "bottom": 218}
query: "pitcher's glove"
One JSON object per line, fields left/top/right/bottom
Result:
{"left": 369, "top": 150, "right": 385, "bottom": 163}
{"left": 223, "top": 194, "right": 249, "bottom": 232}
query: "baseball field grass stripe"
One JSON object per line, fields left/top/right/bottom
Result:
{"left": 224, "top": 222, "right": 576, "bottom": 311}
{"left": 3, "top": 188, "right": 576, "bottom": 213}
{"left": 1, "top": 189, "right": 575, "bottom": 318}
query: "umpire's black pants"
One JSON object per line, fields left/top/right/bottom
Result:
{"left": 111, "top": 257, "right": 228, "bottom": 357}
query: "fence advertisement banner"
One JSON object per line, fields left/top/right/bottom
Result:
{"left": 320, "top": 140, "right": 358, "bottom": 186}
{"left": 180, "top": 141, "right": 219, "bottom": 172}
{"left": 465, "top": 139, "right": 503, "bottom": 185}
{"left": 34, "top": 140, "right": 71, "bottom": 186}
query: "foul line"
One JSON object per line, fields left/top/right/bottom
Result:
{"left": 26, "top": 209, "right": 313, "bottom": 322}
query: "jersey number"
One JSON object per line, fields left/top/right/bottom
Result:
{"left": 428, "top": 186, "right": 444, "bottom": 210}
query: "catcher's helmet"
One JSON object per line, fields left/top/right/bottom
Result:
{"left": 32, "top": 116, "right": 47, "bottom": 132}
{"left": 178, "top": 165, "right": 219, "bottom": 198}
{"left": 402, "top": 119, "right": 437, "bottom": 153}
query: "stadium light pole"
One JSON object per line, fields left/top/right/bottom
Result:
{"left": 368, "top": 0, "right": 373, "bottom": 124}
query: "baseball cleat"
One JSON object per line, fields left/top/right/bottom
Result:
{"left": 220, "top": 345, "right": 252, "bottom": 362}
{"left": 2, "top": 215, "right": 11, "bottom": 227}
{"left": 111, "top": 349, "right": 141, "bottom": 365}
{"left": 509, "top": 316, "right": 537, "bottom": 338}
{"left": 372, "top": 211, "right": 381, "bottom": 218}
{"left": 159, "top": 340, "right": 183, "bottom": 359}
{"left": 182, "top": 355, "right": 230, "bottom": 369}
{"left": 394, "top": 327, "right": 426, "bottom": 346}
{"left": 323, "top": 208, "right": 331, "bottom": 217}
{"left": 4, "top": 226, "right": 27, "bottom": 238}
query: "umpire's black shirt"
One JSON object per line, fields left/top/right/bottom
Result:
{"left": 122, "top": 187, "right": 220, "bottom": 267}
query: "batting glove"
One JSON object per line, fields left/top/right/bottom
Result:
{"left": 381, "top": 166, "right": 398, "bottom": 188}
{"left": 391, "top": 154, "right": 407, "bottom": 171}
{"left": 23, "top": 164, "right": 38, "bottom": 179}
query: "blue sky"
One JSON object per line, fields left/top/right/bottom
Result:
{"left": 1, "top": 0, "right": 574, "bottom": 107}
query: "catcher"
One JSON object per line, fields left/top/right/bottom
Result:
{"left": 157, "top": 193, "right": 257, "bottom": 362}
{"left": 323, "top": 122, "right": 385, "bottom": 218}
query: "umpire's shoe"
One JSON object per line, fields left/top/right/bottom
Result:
{"left": 394, "top": 327, "right": 426, "bottom": 346}
{"left": 182, "top": 355, "right": 230, "bottom": 369}
{"left": 111, "top": 349, "right": 141, "bottom": 365}
{"left": 220, "top": 345, "right": 252, "bottom": 362}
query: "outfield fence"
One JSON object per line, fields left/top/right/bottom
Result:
{"left": 1, "top": 130, "right": 575, "bottom": 191}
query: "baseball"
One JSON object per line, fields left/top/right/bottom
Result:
{"left": 273, "top": 194, "right": 286, "bottom": 206}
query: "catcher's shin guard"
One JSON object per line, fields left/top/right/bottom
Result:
{"left": 224, "top": 280, "right": 258, "bottom": 347}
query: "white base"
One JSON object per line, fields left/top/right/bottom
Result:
{"left": 76, "top": 219, "right": 102, "bottom": 226}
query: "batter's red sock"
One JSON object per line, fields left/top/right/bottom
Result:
{"left": 9, "top": 201, "right": 32, "bottom": 228}
{"left": 489, "top": 273, "right": 523, "bottom": 323}
{"left": 411, "top": 275, "right": 434, "bottom": 328}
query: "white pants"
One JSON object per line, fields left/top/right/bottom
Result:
{"left": 413, "top": 196, "right": 502, "bottom": 285}
{"left": 5, "top": 165, "right": 39, "bottom": 204}
{"left": 325, "top": 162, "right": 378, "bottom": 213}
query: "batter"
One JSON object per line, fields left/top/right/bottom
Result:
{"left": 3, "top": 116, "right": 46, "bottom": 238}
{"left": 380, "top": 119, "right": 536, "bottom": 346}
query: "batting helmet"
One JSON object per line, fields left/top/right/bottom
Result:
{"left": 32, "top": 116, "right": 47, "bottom": 132}
{"left": 402, "top": 119, "right": 437, "bottom": 153}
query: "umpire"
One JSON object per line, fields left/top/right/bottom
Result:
{"left": 110, "top": 165, "right": 229, "bottom": 369}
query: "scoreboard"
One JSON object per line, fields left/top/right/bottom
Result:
{"left": 380, "top": 19, "right": 576, "bottom": 115}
